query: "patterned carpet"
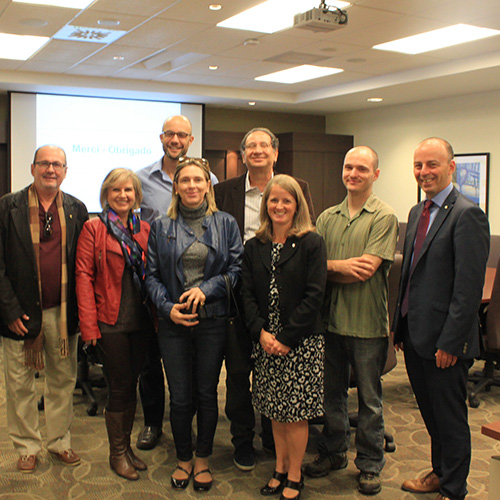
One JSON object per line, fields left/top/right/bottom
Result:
{"left": 0, "top": 343, "right": 499, "bottom": 500}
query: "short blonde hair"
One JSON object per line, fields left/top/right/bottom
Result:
{"left": 167, "top": 157, "right": 218, "bottom": 219}
{"left": 255, "top": 174, "right": 314, "bottom": 242}
{"left": 100, "top": 168, "right": 143, "bottom": 211}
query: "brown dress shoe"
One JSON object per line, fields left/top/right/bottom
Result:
{"left": 52, "top": 449, "right": 81, "bottom": 466}
{"left": 17, "top": 455, "right": 37, "bottom": 473}
{"left": 402, "top": 471, "right": 440, "bottom": 493}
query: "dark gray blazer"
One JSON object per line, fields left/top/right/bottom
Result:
{"left": 393, "top": 188, "right": 490, "bottom": 360}
{"left": 0, "top": 186, "right": 88, "bottom": 340}
{"left": 214, "top": 172, "right": 315, "bottom": 239}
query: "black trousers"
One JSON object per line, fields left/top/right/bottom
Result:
{"left": 138, "top": 333, "right": 165, "bottom": 428}
{"left": 402, "top": 318, "right": 472, "bottom": 500}
{"left": 224, "top": 316, "right": 274, "bottom": 450}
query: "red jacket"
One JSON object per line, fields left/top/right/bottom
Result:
{"left": 75, "top": 217, "right": 150, "bottom": 342}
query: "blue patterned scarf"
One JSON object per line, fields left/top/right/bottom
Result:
{"left": 99, "top": 207, "right": 146, "bottom": 294}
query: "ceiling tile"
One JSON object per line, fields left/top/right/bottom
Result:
{"left": 118, "top": 18, "right": 209, "bottom": 50}
{"left": 0, "top": 2, "right": 77, "bottom": 36}
{"left": 29, "top": 39, "right": 102, "bottom": 64}
{"left": 81, "top": 43, "right": 156, "bottom": 67}
{"left": 72, "top": 9, "right": 149, "bottom": 31}
{"left": 87, "top": 0, "right": 178, "bottom": 17}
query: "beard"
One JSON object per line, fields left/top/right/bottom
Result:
{"left": 164, "top": 144, "right": 188, "bottom": 161}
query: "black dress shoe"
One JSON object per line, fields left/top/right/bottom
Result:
{"left": 136, "top": 426, "right": 162, "bottom": 450}
{"left": 280, "top": 477, "right": 304, "bottom": 500}
{"left": 171, "top": 465, "right": 192, "bottom": 489}
{"left": 193, "top": 468, "right": 213, "bottom": 492}
{"left": 261, "top": 471, "right": 287, "bottom": 496}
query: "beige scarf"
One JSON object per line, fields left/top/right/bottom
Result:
{"left": 26, "top": 184, "right": 69, "bottom": 370}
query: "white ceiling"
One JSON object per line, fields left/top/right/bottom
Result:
{"left": 1, "top": 0, "right": 500, "bottom": 114}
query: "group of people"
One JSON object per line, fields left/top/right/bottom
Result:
{"left": 0, "top": 114, "right": 490, "bottom": 500}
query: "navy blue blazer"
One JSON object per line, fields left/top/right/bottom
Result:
{"left": 393, "top": 188, "right": 490, "bottom": 360}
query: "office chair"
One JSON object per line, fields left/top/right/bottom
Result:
{"left": 468, "top": 256, "right": 500, "bottom": 408}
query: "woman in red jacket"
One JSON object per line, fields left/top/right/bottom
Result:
{"left": 75, "top": 168, "right": 153, "bottom": 481}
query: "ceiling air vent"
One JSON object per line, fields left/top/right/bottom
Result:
{"left": 53, "top": 25, "right": 126, "bottom": 44}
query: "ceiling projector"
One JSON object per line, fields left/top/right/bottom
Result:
{"left": 293, "top": 5, "right": 348, "bottom": 33}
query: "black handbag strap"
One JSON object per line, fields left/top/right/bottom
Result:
{"left": 223, "top": 274, "right": 240, "bottom": 317}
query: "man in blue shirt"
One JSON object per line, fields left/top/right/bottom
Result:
{"left": 135, "top": 115, "right": 218, "bottom": 450}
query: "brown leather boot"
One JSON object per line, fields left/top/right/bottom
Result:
{"left": 104, "top": 409, "right": 139, "bottom": 480}
{"left": 124, "top": 404, "right": 147, "bottom": 471}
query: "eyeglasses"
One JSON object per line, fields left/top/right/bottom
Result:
{"left": 244, "top": 142, "right": 272, "bottom": 150}
{"left": 44, "top": 212, "right": 53, "bottom": 238}
{"left": 162, "top": 130, "right": 191, "bottom": 140}
{"left": 35, "top": 161, "right": 66, "bottom": 171}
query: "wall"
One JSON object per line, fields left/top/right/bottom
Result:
{"left": 326, "top": 89, "right": 500, "bottom": 234}
{"left": 205, "top": 107, "right": 325, "bottom": 134}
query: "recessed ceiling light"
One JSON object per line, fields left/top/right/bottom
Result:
{"left": 367, "top": 97, "right": 383, "bottom": 102}
{"left": 18, "top": 18, "right": 48, "bottom": 27}
{"left": 14, "top": 0, "right": 94, "bottom": 8}
{"left": 218, "top": 0, "right": 350, "bottom": 34}
{"left": 113, "top": 55, "right": 125, "bottom": 61}
{"left": 98, "top": 19, "right": 121, "bottom": 27}
{"left": 248, "top": 101, "right": 256, "bottom": 106}
{"left": 0, "top": 32, "right": 49, "bottom": 60}
{"left": 256, "top": 64, "right": 343, "bottom": 84}
{"left": 209, "top": 65, "right": 219, "bottom": 70}
{"left": 373, "top": 24, "right": 500, "bottom": 54}
{"left": 209, "top": 4, "right": 222, "bottom": 10}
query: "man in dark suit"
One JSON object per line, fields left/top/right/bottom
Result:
{"left": 393, "top": 138, "right": 490, "bottom": 500}
{"left": 214, "top": 127, "right": 314, "bottom": 471}
{"left": 0, "top": 145, "right": 88, "bottom": 473}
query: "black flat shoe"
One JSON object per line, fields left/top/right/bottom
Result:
{"left": 279, "top": 476, "right": 304, "bottom": 500}
{"left": 171, "top": 465, "right": 192, "bottom": 489}
{"left": 261, "top": 471, "right": 288, "bottom": 496}
{"left": 193, "top": 468, "right": 213, "bottom": 492}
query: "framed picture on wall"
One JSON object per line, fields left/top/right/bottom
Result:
{"left": 454, "top": 153, "right": 489, "bottom": 215}
{"left": 418, "top": 152, "right": 490, "bottom": 216}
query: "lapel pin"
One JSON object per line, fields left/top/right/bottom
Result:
{"left": 292, "top": 243, "right": 296, "bottom": 248}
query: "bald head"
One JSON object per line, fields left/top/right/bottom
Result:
{"left": 344, "top": 146, "right": 379, "bottom": 172}
{"left": 416, "top": 137, "right": 454, "bottom": 162}
{"left": 160, "top": 115, "right": 194, "bottom": 161}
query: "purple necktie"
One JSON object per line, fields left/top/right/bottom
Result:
{"left": 401, "top": 200, "right": 433, "bottom": 317}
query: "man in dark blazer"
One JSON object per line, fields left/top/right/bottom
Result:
{"left": 0, "top": 145, "right": 88, "bottom": 473}
{"left": 214, "top": 127, "right": 315, "bottom": 471}
{"left": 393, "top": 138, "right": 490, "bottom": 500}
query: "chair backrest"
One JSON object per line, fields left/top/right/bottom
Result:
{"left": 486, "top": 256, "right": 500, "bottom": 351}
{"left": 383, "top": 253, "right": 403, "bottom": 375}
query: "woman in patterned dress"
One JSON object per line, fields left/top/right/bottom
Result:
{"left": 241, "top": 175, "right": 327, "bottom": 500}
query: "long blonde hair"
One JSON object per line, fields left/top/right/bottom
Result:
{"left": 255, "top": 174, "right": 314, "bottom": 242}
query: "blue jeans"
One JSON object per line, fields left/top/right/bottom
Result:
{"left": 318, "top": 332, "right": 388, "bottom": 473}
{"left": 158, "top": 317, "right": 226, "bottom": 461}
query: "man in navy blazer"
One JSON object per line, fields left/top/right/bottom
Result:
{"left": 393, "top": 138, "right": 490, "bottom": 500}
{"left": 214, "top": 127, "right": 315, "bottom": 471}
